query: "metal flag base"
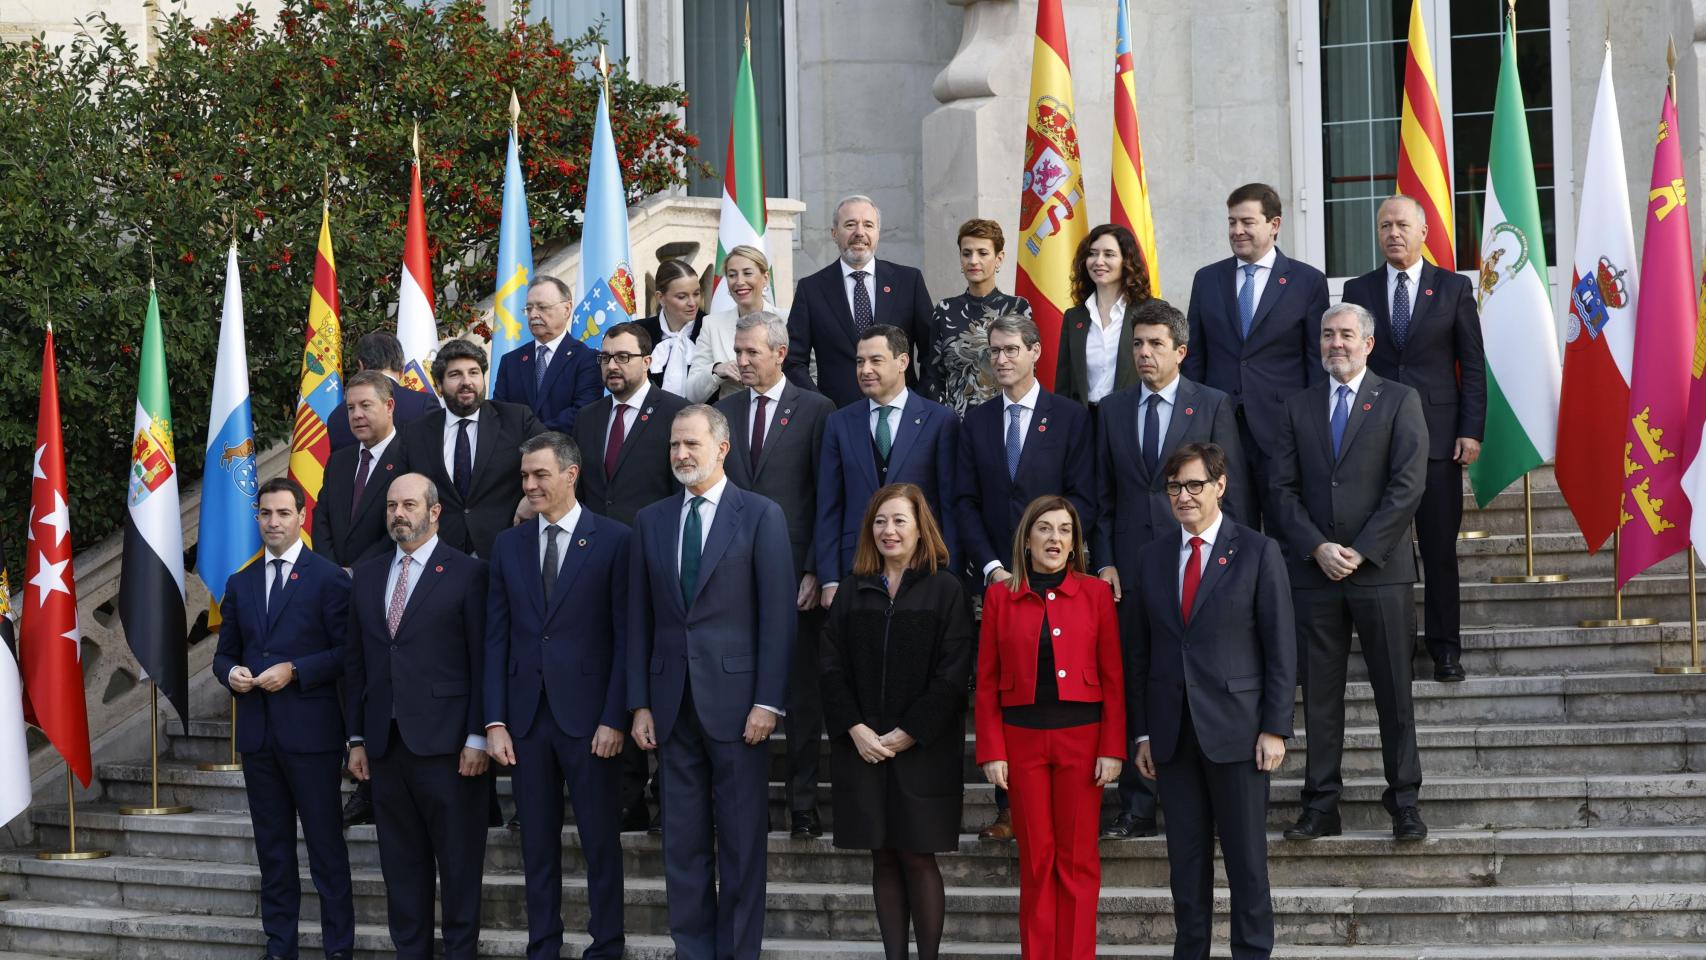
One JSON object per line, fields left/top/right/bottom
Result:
{"left": 1582, "top": 521, "right": 1658, "bottom": 627}
{"left": 118, "top": 685, "right": 193, "bottom": 816}
{"left": 1458, "top": 530, "right": 1490, "bottom": 540}
{"left": 37, "top": 772, "right": 109, "bottom": 861}
{"left": 1489, "top": 474, "right": 1566, "bottom": 584}
{"left": 1582, "top": 617, "right": 1660, "bottom": 627}
{"left": 198, "top": 697, "right": 242, "bottom": 772}
{"left": 1656, "top": 550, "right": 1705, "bottom": 675}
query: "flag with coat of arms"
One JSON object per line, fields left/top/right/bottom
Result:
{"left": 571, "top": 56, "right": 637, "bottom": 349}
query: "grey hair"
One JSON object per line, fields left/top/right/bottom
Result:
{"left": 519, "top": 431, "right": 581, "bottom": 472}
{"left": 1323, "top": 301, "right": 1376, "bottom": 339}
{"left": 392, "top": 472, "right": 439, "bottom": 510}
{"left": 530, "top": 274, "right": 575, "bottom": 302}
{"left": 1378, "top": 194, "right": 1426, "bottom": 221}
{"left": 987, "top": 313, "right": 1041, "bottom": 349}
{"left": 833, "top": 194, "right": 881, "bottom": 226}
{"left": 677, "top": 404, "right": 731, "bottom": 445}
{"left": 735, "top": 310, "right": 789, "bottom": 351}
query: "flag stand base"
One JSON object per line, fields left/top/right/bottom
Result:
{"left": 1582, "top": 617, "right": 1660, "bottom": 628}
{"left": 1488, "top": 475, "right": 1566, "bottom": 584}
{"left": 38, "top": 772, "right": 109, "bottom": 861}
{"left": 118, "top": 686, "right": 194, "bottom": 816}
{"left": 1458, "top": 530, "right": 1490, "bottom": 540}
{"left": 1657, "top": 551, "right": 1705, "bottom": 675}
{"left": 199, "top": 698, "right": 243, "bottom": 771}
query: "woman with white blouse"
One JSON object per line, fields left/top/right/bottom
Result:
{"left": 686, "top": 244, "right": 787, "bottom": 402}
{"left": 1052, "top": 223, "right": 1153, "bottom": 410}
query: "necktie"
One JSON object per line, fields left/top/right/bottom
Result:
{"left": 1005, "top": 403, "right": 1023, "bottom": 479}
{"left": 1392, "top": 271, "right": 1412, "bottom": 350}
{"left": 1331, "top": 384, "right": 1352, "bottom": 458}
{"left": 351, "top": 447, "right": 373, "bottom": 519}
{"left": 267, "top": 558, "right": 285, "bottom": 614}
{"left": 605, "top": 403, "right": 628, "bottom": 478}
{"left": 875, "top": 405, "right": 894, "bottom": 460}
{"left": 453, "top": 419, "right": 473, "bottom": 498}
{"left": 387, "top": 555, "right": 412, "bottom": 638}
{"left": 542, "top": 525, "right": 560, "bottom": 606}
{"left": 1238, "top": 262, "right": 1259, "bottom": 337}
{"left": 850, "top": 270, "right": 874, "bottom": 334}
{"left": 751, "top": 395, "right": 769, "bottom": 471}
{"left": 680, "top": 496, "right": 706, "bottom": 605}
{"left": 1180, "top": 536, "right": 1205, "bottom": 624}
{"left": 535, "top": 343, "right": 551, "bottom": 390}
{"left": 1142, "top": 393, "right": 1162, "bottom": 475}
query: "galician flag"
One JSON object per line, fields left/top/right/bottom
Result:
{"left": 1110, "top": 0, "right": 1159, "bottom": 293}
{"left": 397, "top": 126, "right": 440, "bottom": 398}
{"left": 197, "top": 245, "right": 262, "bottom": 626}
{"left": 1556, "top": 45, "right": 1638, "bottom": 553}
{"left": 1015, "top": 0, "right": 1087, "bottom": 391}
{"left": 708, "top": 23, "right": 767, "bottom": 313}
{"left": 288, "top": 205, "right": 342, "bottom": 544}
{"left": 571, "top": 63, "right": 637, "bottom": 349}
{"left": 119, "top": 283, "right": 189, "bottom": 725}
{"left": 490, "top": 91, "right": 533, "bottom": 393}
{"left": 1396, "top": 0, "right": 1454, "bottom": 270}
{"left": 1465, "top": 13, "right": 1560, "bottom": 507}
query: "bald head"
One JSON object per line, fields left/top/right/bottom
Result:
{"left": 386, "top": 472, "right": 441, "bottom": 551}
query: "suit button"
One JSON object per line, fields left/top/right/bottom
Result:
{"left": 1332, "top": 481, "right": 1340, "bottom": 487}
{"left": 1240, "top": 360, "right": 1249, "bottom": 367}
{"left": 463, "top": 508, "right": 471, "bottom": 515}
{"left": 389, "top": 644, "right": 397, "bottom": 651}
{"left": 1051, "top": 627, "right": 1061, "bottom": 637}
{"left": 262, "top": 651, "right": 270, "bottom": 657}
{"left": 1047, "top": 592, "right": 1056, "bottom": 601}
{"left": 542, "top": 635, "right": 550, "bottom": 643}
{"left": 1057, "top": 669, "right": 1067, "bottom": 679}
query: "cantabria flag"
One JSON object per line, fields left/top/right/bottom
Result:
{"left": 708, "top": 26, "right": 768, "bottom": 313}
{"left": 1466, "top": 14, "right": 1561, "bottom": 507}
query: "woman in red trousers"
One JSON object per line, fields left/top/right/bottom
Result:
{"left": 976, "top": 495, "right": 1125, "bottom": 959}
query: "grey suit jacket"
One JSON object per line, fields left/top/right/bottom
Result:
{"left": 718, "top": 382, "right": 836, "bottom": 579}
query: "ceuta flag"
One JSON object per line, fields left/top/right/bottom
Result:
{"left": 288, "top": 205, "right": 343, "bottom": 543}
{"left": 19, "top": 326, "right": 93, "bottom": 786}
{"left": 396, "top": 132, "right": 440, "bottom": 398}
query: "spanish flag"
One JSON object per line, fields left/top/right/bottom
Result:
{"left": 1396, "top": 0, "right": 1454, "bottom": 270}
{"left": 288, "top": 203, "right": 342, "bottom": 544}
{"left": 1110, "top": 0, "right": 1159, "bottom": 293}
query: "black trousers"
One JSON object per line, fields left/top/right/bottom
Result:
{"left": 242, "top": 729, "right": 353, "bottom": 959}
{"left": 1416, "top": 456, "right": 1463, "bottom": 661}
{"left": 1236, "top": 410, "right": 1271, "bottom": 531}
{"left": 785, "top": 606, "right": 827, "bottom": 814}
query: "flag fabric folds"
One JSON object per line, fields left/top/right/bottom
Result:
{"left": 491, "top": 109, "right": 533, "bottom": 392}
{"left": 1682, "top": 245, "right": 1706, "bottom": 553}
{"left": 1556, "top": 46, "right": 1638, "bottom": 554}
{"left": 1014, "top": 0, "right": 1087, "bottom": 390}
{"left": 1396, "top": 0, "right": 1455, "bottom": 270}
{"left": 1465, "top": 14, "right": 1560, "bottom": 507}
{"left": 709, "top": 28, "right": 768, "bottom": 313}
{"left": 20, "top": 326, "right": 93, "bottom": 786}
{"left": 1110, "top": 0, "right": 1159, "bottom": 293}
{"left": 288, "top": 208, "right": 343, "bottom": 544}
{"left": 571, "top": 84, "right": 637, "bottom": 349}
{"left": 397, "top": 147, "right": 439, "bottom": 398}
{"left": 119, "top": 284, "right": 190, "bottom": 725}
{"left": 197, "top": 245, "right": 263, "bottom": 625}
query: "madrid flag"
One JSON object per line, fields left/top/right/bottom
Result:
{"left": 397, "top": 133, "right": 439, "bottom": 397}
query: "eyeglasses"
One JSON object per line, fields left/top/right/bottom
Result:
{"left": 989, "top": 344, "right": 1028, "bottom": 359}
{"left": 597, "top": 351, "right": 646, "bottom": 366}
{"left": 1164, "top": 480, "right": 1212, "bottom": 498}
{"left": 523, "top": 301, "right": 568, "bottom": 315}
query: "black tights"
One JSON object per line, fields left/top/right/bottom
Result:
{"left": 871, "top": 847, "right": 944, "bottom": 960}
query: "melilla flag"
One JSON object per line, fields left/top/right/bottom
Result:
{"left": 288, "top": 205, "right": 343, "bottom": 544}
{"left": 20, "top": 325, "right": 94, "bottom": 786}
{"left": 1109, "top": 0, "right": 1159, "bottom": 293}
{"left": 397, "top": 127, "right": 440, "bottom": 398}
{"left": 571, "top": 68, "right": 637, "bottom": 350}
{"left": 1015, "top": 0, "right": 1087, "bottom": 391}
{"left": 709, "top": 23, "right": 767, "bottom": 313}
{"left": 119, "top": 283, "right": 190, "bottom": 726}
{"left": 1556, "top": 45, "right": 1638, "bottom": 554}
{"left": 197, "top": 244, "right": 263, "bottom": 627}
{"left": 1619, "top": 80, "right": 1695, "bottom": 588}
{"left": 490, "top": 91, "right": 533, "bottom": 395}
{"left": 1465, "top": 12, "right": 1560, "bottom": 507}
{"left": 1396, "top": 0, "right": 1454, "bottom": 270}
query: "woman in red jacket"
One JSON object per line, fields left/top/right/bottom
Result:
{"left": 976, "top": 495, "right": 1125, "bottom": 960}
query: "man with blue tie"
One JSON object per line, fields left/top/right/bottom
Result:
{"left": 484, "top": 433, "right": 629, "bottom": 960}
{"left": 213, "top": 477, "right": 354, "bottom": 960}
{"left": 492, "top": 275, "right": 603, "bottom": 433}
{"left": 629, "top": 405, "right": 796, "bottom": 960}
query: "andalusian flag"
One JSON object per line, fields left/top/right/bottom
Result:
{"left": 1465, "top": 13, "right": 1560, "bottom": 507}
{"left": 396, "top": 125, "right": 439, "bottom": 398}
{"left": 709, "top": 21, "right": 767, "bottom": 313}
{"left": 120, "top": 283, "right": 189, "bottom": 724}
{"left": 288, "top": 205, "right": 342, "bottom": 544}
{"left": 197, "top": 245, "right": 262, "bottom": 627}
{"left": 1015, "top": 0, "right": 1087, "bottom": 390}
{"left": 490, "top": 91, "right": 532, "bottom": 393}
{"left": 1110, "top": 0, "right": 1158, "bottom": 292}
{"left": 1396, "top": 0, "right": 1454, "bottom": 270}
{"left": 570, "top": 59, "right": 637, "bottom": 349}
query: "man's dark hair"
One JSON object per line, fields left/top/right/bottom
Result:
{"left": 1129, "top": 298, "right": 1189, "bottom": 349}
{"left": 256, "top": 476, "right": 307, "bottom": 512}
{"left": 431, "top": 338, "right": 488, "bottom": 387}
{"left": 1164, "top": 441, "right": 1228, "bottom": 484}
{"left": 1226, "top": 182, "right": 1283, "bottom": 221}
{"left": 345, "top": 369, "right": 394, "bottom": 401}
{"left": 602, "top": 321, "right": 654, "bottom": 355}
{"left": 858, "top": 323, "right": 910, "bottom": 358}
{"left": 354, "top": 331, "right": 406, "bottom": 373}
{"left": 519, "top": 431, "right": 582, "bottom": 471}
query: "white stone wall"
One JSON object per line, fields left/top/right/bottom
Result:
{"left": 2, "top": 0, "right": 282, "bottom": 57}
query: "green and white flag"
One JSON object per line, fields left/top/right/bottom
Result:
{"left": 1466, "top": 15, "right": 1561, "bottom": 507}
{"left": 708, "top": 27, "right": 769, "bottom": 312}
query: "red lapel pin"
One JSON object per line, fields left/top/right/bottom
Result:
{"left": 1424, "top": 289, "right": 1435, "bottom": 296}
{"left": 1217, "top": 556, "right": 1228, "bottom": 566}
{"left": 434, "top": 564, "right": 445, "bottom": 573}
{"left": 1184, "top": 407, "right": 1195, "bottom": 416}
{"left": 289, "top": 571, "right": 299, "bottom": 580}
{"left": 779, "top": 418, "right": 790, "bottom": 426}
{"left": 640, "top": 414, "right": 650, "bottom": 422}
{"left": 1076, "top": 321, "right": 1085, "bottom": 329}
{"left": 521, "top": 353, "right": 529, "bottom": 362}
{"left": 883, "top": 285, "right": 892, "bottom": 294}
{"left": 1038, "top": 424, "right": 1048, "bottom": 432}
{"left": 384, "top": 463, "right": 394, "bottom": 472}
{"left": 1278, "top": 277, "right": 1288, "bottom": 285}
{"left": 1363, "top": 403, "right": 1372, "bottom": 411}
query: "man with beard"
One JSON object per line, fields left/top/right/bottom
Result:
{"left": 492, "top": 275, "right": 604, "bottom": 433}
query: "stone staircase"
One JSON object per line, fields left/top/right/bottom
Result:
{"left": 4, "top": 469, "right": 1706, "bottom": 959}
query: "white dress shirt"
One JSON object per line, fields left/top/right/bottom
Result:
{"left": 1134, "top": 512, "right": 1226, "bottom": 746}
{"left": 983, "top": 381, "right": 1042, "bottom": 578}
{"left": 1136, "top": 374, "right": 1181, "bottom": 451}
{"left": 226, "top": 539, "right": 305, "bottom": 687}
{"left": 532, "top": 329, "right": 569, "bottom": 374}
{"left": 1235, "top": 247, "right": 1279, "bottom": 315}
{"left": 1385, "top": 260, "right": 1424, "bottom": 322}
{"left": 538, "top": 504, "right": 583, "bottom": 573}
{"left": 606, "top": 380, "right": 653, "bottom": 454}
{"left": 1327, "top": 369, "right": 1368, "bottom": 422}
{"left": 1082, "top": 295, "right": 1127, "bottom": 403}
{"left": 841, "top": 258, "right": 878, "bottom": 320}
{"left": 747, "top": 379, "right": 787, "bottom": 444}
{"left": 359, "top": 427, "right": 396, "bottom": 469}
{"left": 441, "top": 408, "right": 481, "bottom": 480}
{"left": 676, "top": 476, "right": 783, "bottom": 717}
{"left": 868, "top": 387, "right": 910, "bottom": 444}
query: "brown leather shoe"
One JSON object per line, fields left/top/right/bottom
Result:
{"left": 978, "top": 810, "right": 1015, "bottom": 841}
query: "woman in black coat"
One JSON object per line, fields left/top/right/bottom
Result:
{"left": 820, "top": 481, "right": 973, "bottom": 960}
{"left": 637, "top": 257, "right": 706, "bottom": 393}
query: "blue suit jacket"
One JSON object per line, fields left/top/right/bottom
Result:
{"left": 954, "top": 388, "right": 1094, "bottom": 576}
{"left": 484, "top": 510, "right": 631, "bottom": 738}
{"left": 491, "top": 336, "right": 603, "bottom": 434}
{"left": 327, "top": 381, "right": 436, "bottom": 452}
{"left": 784, "top": 259, "right": 934, "bottom": 409}
{"left": 815, "top": 392, "right": 959, "bottom": 585}
{"left": 213, "top": 547, "right": 348, "bottom": 754}
{"left": 627, "top": 483, "right": 796, "bottom": 744}
{"left": 1181, "top": 249, "right": 1329, "bottom": 457}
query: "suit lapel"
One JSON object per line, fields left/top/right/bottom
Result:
{"left": 1218, "top": 259, "right": 1242, "bottom": 341}
{"left": 884, "top": 393, "right": 927, "bottom": 479}
{"left": 469, "top": 403, "right": 502, "bottom": 493}
{"left": 873, "top": 261, "right": 893, "bottom": 326}
{"left": 1156, "top": 380, "right": 1197, "bottom": 475}
{"left": 1336, "top": 374, "right": 1383, "bottom": 463}
{"left": 393, "top": 543, "right": 449, "bottom": 639}
{"left": 754, "top": 384, "right": 802, "bottom": 478}
{"left": 724, "top": 391, "right": 753, "bottom": 470}
{"left": 1108, "top": 391, "right": 1144, "bottom": 479}
{"left": 1308, "top": 383, "right": 1336, "bottom": 467}
{"left": 1187, "top": 524, "right": 1239, "bottom": 625}
{"left": 688, "top": 487, "right": 742, "bottom": 607}
{"left": 536, "top": 340, "right": 572, "bottom": 400}
{"left": 545, "top": 511, "right": 597, "bottom": 619}
{"left": 824, "top": 266, "right": 861, "bottom": 349}
{"left": 265, "top": 555, "right": 302, "bottom": 631}
{"left": 1245, "top": 251, "right": 1291, "bottom": 338}
{"left": 353, "top": 438, "right": 404, "bottom": 527}
{"left": 1368, "top": 268, "right": 1394, "bottom": 346}
{"left": 1406, "top": 263, "right": 1438, "bottom": 347}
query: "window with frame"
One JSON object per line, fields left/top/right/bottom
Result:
{"left": 526, "top": 0, "right": 625, "bottom": 54}
{"left": 682, "top": 0, "right": 789, "bottom": 199}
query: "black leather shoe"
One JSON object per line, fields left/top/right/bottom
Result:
{"left": 790, "top": 809, "right": 823, "bottom": 839}
{"left": 1100, "top": 811, "right": 1158, "bottom": 839}
{"left": 1283, "top": 809, "right": 1342, "bottom": 840}
{"left": 340, "top": 793, "right": 373, "bottom": 828}
{"left": 647, "top": 810, "right": 663, "bottom": 836}
{"left": 1392, "top": 806, "right": 1428, "bottom": 841}
{"left": 506, "top": 816, "right": 521, "bottom": 832}
{"left": 618, "top": 804, "right": 652, "bottom": 832}
{"left": 1433, "top": 656, "right": 1467, "bottom": 682}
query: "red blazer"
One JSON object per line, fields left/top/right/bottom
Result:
{"left": 975, "top": 571, "right": 1126, "bottom": 763}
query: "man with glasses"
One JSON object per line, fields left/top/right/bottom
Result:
{"left": 493, "top": 275, "right": 604, "bottom": 433}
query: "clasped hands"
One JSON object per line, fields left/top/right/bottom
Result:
{"left": 227, "top": 663, "right": 293, "bottom": 694}
{"left": 1312, "top": 542, "right": 1365, "bottom": 581}
{"left": 850, "top": 723, "right": 916, "bottom": 763}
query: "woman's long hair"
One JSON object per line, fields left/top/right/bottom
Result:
{"left": 851, "top": 483, "right": 950, "bottom": 578}
{"left": 1007, "top": 495, "right": 1088, "bottom": 593}
{"left": 1069, "top": 223, "right": 1152, "bottom": 309}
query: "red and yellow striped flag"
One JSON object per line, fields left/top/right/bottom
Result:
{"left": 1396, "top": 0, "right": 1454, "bottom": 269}
{"left": 1015, "top": 0, "right": 1087, "bottom": 390}
{"left": 288, "top": 203, "right": 343, "bottom": 544}
{"left": 1110, "top": 0, "right": 1159, "bottom": 294}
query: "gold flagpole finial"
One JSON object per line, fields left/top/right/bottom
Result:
{"left": 509, "top": 88, "right": 521, "bottom": 129}
{"left": 1669, "top": 35, "right": 1678, "bottom": 99}
{"left": 597, "top": 44, "right": 610, "bottom": 98}
{"left": 744, "top": 2, "right": 751, "bottom": 47}
{"left": 412, "top": 120, "right": 420, "bottom": 164}
{"left": 1604, "top": 8, "right": 1612, "bottom": 50}
{"left": 322, "top": 169, "right": 331, "bottom": 214}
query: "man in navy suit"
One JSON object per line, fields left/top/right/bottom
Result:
{"left": 346, "top": 473, "right": 490, "bottom": 960}
{"left": 816, "top": 324, "right": 958, "bottom": 608}
{"left": 629, "top": 405, "right": 796, "bottom": 960}
{"left": 784, "top": 195, "right": 934, "bottom": 408}
{"left": 484, "top": 433, "right": 629, "bottom": 960}
{"left": 327, "top": 332, "right": 437, "bottom": 452}
{"left": 492, "top": 275, "right": 603, "bottom": 434}
{"left": 314, "top": 371, "right": 407, "bottom": 571}
{"left": 214, "top": 477, "right": 354, "bottom": 960}
{"left": 1128, "top": 442, "right": 1295, "bottom": 960}
{"left": 1341, "top": 195, "right": 1486, "bottom": 682}
{"left": 1181, "top": 183, "right": 1329, "bottom": 528}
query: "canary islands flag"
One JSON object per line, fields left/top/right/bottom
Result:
{"left": 197, "top": 244, "right": 262, "bottom": 626}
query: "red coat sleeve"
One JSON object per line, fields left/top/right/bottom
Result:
{"left": 974, "top": 584, "right": 1006, "bottom": 764}
{"left": 1090, "top": 579, "right": 1127, "bottom": 759}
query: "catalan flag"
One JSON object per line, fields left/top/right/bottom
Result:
{"left": 288, "top": 205, "right": 342, "bottom": 544}
{"left": 1396, "top": 0, "right": 1454, "bottom": 270}
{"left": 1110, "top": 0, "right": 1159, "bottom": 293}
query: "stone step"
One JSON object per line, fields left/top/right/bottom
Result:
{"left": 1454, "top": 532, "right": 1687, "bottom": 580}
{"left": 1452, "top": 575, "right": 1696, "bottom": 627}
{"left": 1457, "top": 488, "right": 1579, "bottom": 535}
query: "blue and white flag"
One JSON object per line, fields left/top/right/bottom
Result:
{"left": 197, "top": 244, "right": 262, "bottom": 625}
{"left": 490, "top": 100, "right": 533, "bottom": 395}
{"left": 571, "top": 85, "right": 635, "bottom": 349}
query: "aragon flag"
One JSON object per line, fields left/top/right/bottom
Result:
{"left": 120, "top": 283, "right": 189, "bottom": 726}
{"left": 288, "top": 206, "right": 342, "bottom": 544}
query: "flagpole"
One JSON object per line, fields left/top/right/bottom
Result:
{"left": 118, "top": 684, "right": 192, "bottom": 815}
{"left": 1656, "top": 548, "right": 1706, "bottom": 674}
{"left": 1581, "top": 528, "right": 1658, "bottom": 627}
{"left": 1490, "top": 473, "right": 1567, "bottom": 583}
{"left": 37, "top": 767, "right": 109, "bottom": 860}
{"left": 198, "top": 698, "right": 242, "bottom": 772}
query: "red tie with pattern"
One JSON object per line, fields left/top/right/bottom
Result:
{"left": 1180, "top": 536, "right": 1205, "bottom": 625}
{"left": 604, "top": 403, "right": 627, "bottom": 478}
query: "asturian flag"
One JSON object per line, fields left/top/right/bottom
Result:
{"left": 197, "top": 245, "right": 262, "bottom": 626}
{"left": 119, "top": 283, "right": 189, "bottom": 725}
{"left": 490, "top": 91, "right": 533, "bottom": 394}
{"left": 397, "top": 129, "right": 440, "bottom": 398}
{"left": 1110, "top": 0, "right": 1159, "bottom": 292}
{"left": 0, "top": 529, "right": 30, "bottom": 826}
{"left": 288, "top": 206, "right": 342, "bottom": 544}
{"left": 709, "top": 23, "right": 768, "bottom": 312}
{"left": 571, "top": 75, "right": 637, "bottom": 349}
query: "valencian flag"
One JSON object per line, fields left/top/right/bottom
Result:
{"left": 1110, "top": 0, "right": 1159, "bottom": 292}
{"left": 571, "top": 55, "right": 637, "bottom": 349}
{"left": 1396, "top": 0, "right": 1454, "bottom": 270}
{"left": 119, "top": 283, "right": 189, "bottom": 726}
{"left": 0, "top": 528, "right": 30, "bottom": 827}
{"left": 1618, "top": 76, "right": 1696, "bottom": 588}
{"left": 709, "top": 19, "right": 768, "bottom": 312}
{"left": 1465, "top": 11, "right": 1560, "bottom": 506}
{"left": 20, "top": 326, "right": 93, "bottom": 786}
{"left": 397, "top": 125, "right": 440, "bottom": 398}
{"left": 288, "top": 205, "right": 343, "bottom": 543}
{"left": 1015, "top": 0, "right": 1087, "bottom": 390}
{"left": 1556, "top": 45, "right": 1638, "bottom": 553}
{"left": 490, "top": 91, "right": 533, "bottom": 394}
{"left": 197, "top": 245, "right": 263, "bottom": 626}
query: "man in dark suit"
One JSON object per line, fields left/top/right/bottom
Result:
{"left": 346, "top": 472, "right": 490, "bottom": 960}
{"left": 396, "top": 338, "right": 544, "bottom": 560}
{"left": 1128, "top": 441, "right": 1295, "bottom": 960}
{"left": 1269, "top": 302, "right": 1430, "bottom": 842}
{"left": 327, "top": 332, "right": 437, "bottom": 452}
{"left": 1092, "top": 297, "right": 1247, "bottom": 839}
{"left": 484, "top": 433, "right": 629, "bottom": 960}
{"left": 629, "top": 405, "right": 796, "bottom": 960}
{"left": 314, "top": 371, "right": 407, "bottom": 570}
{"left": 816, "top": 324, "right": 959, "bottom": 607}
{"left": 491, "top": 275, "right": 603, "bottom": 433}
{"left": 784, "top": 195, "right": 934, "bottom": 408}
{"left": 213, "top": 477, "right": 354, "bottom": 960}
{"left": 1181, "top": 182, "right": 1329, "bottom": 528}
{"left": 717, "top": 311, "right": 836, "bottom": 840}
{"left": 1341, "top": 194, "right": 1486, "bottom": 682}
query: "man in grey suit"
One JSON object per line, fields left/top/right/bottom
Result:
{"left": 1268, "top": 301, "right": 1430, "bottom": 842}
{"left": 717, "top": 311, "right": 837, "bottom": 840}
